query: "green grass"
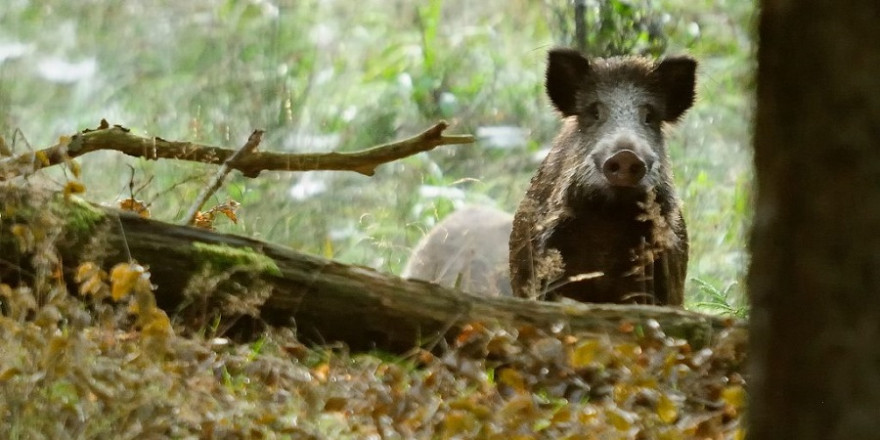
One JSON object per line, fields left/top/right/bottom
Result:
{"left": 0, "top": 0, "right": 754, "bottom": 312}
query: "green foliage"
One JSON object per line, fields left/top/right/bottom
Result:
{"left": 191, "top": 242, "right": 281, "bottom": 276}
{"left": 544, "top": 0, "right": 671, "bottom": 56}
{"left": 691, "top": 278, "right": 749, "bottom": 318}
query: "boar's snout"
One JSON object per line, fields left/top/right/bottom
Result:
{"left": 602, "top": 150, "right": 647, "bottom": 187}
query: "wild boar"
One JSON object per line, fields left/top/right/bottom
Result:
{"left": 509, "top": 48, "right": 697, "bottom": 305}
{"left": 403, "top": 206, "right": 513, "bottom": 296}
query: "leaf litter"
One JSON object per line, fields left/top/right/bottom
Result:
{"left": 0, "top": 282, "right": 747, "bottom": 438}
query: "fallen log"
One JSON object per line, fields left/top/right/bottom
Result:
{"left": 0, "top": 189, "right": 744, "bottom": 353}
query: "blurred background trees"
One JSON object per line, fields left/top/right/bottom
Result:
{"left": 0, "top": 0, "right": 754, "bottom": 314}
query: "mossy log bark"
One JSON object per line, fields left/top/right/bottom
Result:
{"left": 2, "top": 191, "right": 744, "bottom": 353}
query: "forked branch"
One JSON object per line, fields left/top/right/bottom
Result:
{"left": 0, "top": 120, "right": 474, "bottom": 180}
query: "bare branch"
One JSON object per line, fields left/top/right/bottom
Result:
{"left": 0, "top": 120, "right": 474, "bottom": 180}
{"left": 183, "top": 130, "right": 263, "bottom": 225}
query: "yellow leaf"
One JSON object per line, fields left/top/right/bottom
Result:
{"left": 498, "top": 368, "right": 527, "bottom": 393}
{"left": 63, "top": 181, "right": 86, "bottom": 199}
{"left": 119, "top": 198, "right": 151, "bottom": 218}
{"left": 0, "top": 366, "right": 22, "bottom": 381}
{"left": 128, "top": 301, "right": 141, "bottom": 315}
{"left": 442, "top": 410, "right": 477, "bottom": 436}
{"left": 59, "top": 150, "right": 82, "bottom": 179}
{"left": 614, "top": 383, "right": 635, "bottom": 403}
{"left": 657, "top": 393, "right": 678, "bottom": 423}
{"left": 11, "top": 224, "right": 33, "bottom": 251}
{"left": 142, "top": 308, "right": 173, "bottom": 338}
{"left": 615, "top": 342, "right": 642, "bottom": 360}
{"left": 35, "top": 151, "right": 50, "bottom": 166}
{"left": 448, "top": 396, "right": 492, "bottom": 418}
{"left": 76, "top": 263, "right": 107, "bottom": 297}
{"left": 257, "top": 413, "right": 277, "bottom": 424}
{"left": 578, "top": 405, "right": 599, "bottom": 424}
{"left": 551, "top": 406, "right": 573, "bottom": 424}
{"left": 655, "top": 430, "right": 674, "bottom": 440}
{"left": 67, "top": 157, "right": 81, "bottom": 178}
{"left": 500, "top": 394, "right": 537, "bottom": 419}
{"left": 81, "top": 275, "right": 105, "bottom": 297}
{"left": 722, "top": 385, "right": 746, "bottom": 410}
{"left": 85, "top": 276, "right": 105, "bottom": 296}
{"left": 140, "top": 308, "right": 172, "bottom": 355}
{"left": 662, "top": 351, "right": 679, "bottom": 375}
{"left": 75, "top": 262, "right": 100, "bottom": 283}
{"left": 605, "top": 407, "right": 635, "bottom": 431}
{"left": 570, "top": 339, "right": 601, "bottom": 368}
{"left": 110, "top": 263, "right": 144, "bottom": 301}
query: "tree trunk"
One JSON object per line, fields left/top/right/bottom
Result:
{"left": 749, "top": 1, "right": 880, "bottom": 438}
{"left": 0, "top": 188, "right": 738, "bottom": 354}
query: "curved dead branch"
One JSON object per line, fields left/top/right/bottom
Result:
{"left": 0, "top": 120, "right": 474, "bottom": 180}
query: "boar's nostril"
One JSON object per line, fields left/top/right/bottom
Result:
{"left": 602, "top": 150, "right": 647, "bottom": 187}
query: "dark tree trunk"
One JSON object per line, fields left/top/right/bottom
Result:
{"left": 574, "top": 0, "right": 587, "bottom": 53}
{"left": 749, "top": 1, "right": 880, "bottom": 438}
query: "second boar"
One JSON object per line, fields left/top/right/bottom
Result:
{"left": 403, "top": 206, "right": 513, "bottom": 296}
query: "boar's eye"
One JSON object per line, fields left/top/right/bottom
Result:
{"left": 643, "top": 105, "right": 659, "bottom": 126}
{"left": 585, "top": 102, "right": 601, "bottom": 120}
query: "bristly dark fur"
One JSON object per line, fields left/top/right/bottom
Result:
{"left": 509, "top": 48, "right": 696, "bottom": 305}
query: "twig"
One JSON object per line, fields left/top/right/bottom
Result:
{"left": 0, "top": 120, "right": 474, "bottom": 180}
{"left": 182, "top": 130, "right": 264, "bottom": 226}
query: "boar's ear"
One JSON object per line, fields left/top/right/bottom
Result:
{"left": 654, "top": 56, "right": 697, "bottom": 122}
{"left": 546, "top": 48, "right": 592, "bottom": 117}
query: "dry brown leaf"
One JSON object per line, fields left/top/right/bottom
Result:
{"left": 63, "top": 181, "right": 86, "bottom": 200}
{"left": 119, "top": 198, "right": 151, "bottom": 218}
